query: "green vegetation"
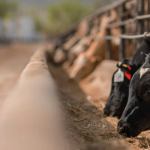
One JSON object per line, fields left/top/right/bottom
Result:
{"left": 0, "top": 0, "right": 18, "bottom": 19}
{"left": 46, "top": 0, "right": 93, "bottom": 34}
{"left": 93, "top": 0, "right": 115, "bottom": 9}
{"left": 31, "top": 11, "right": 45, "bottom": 33}
{"left": 31, "top": 0, "right": 116, "bottom": 35}
{"left": 31, "top": 0, "right": 95, "bottom": 35}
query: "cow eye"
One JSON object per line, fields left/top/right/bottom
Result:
{"left": 146, "top": 90, "right": 150, "bottom": 95}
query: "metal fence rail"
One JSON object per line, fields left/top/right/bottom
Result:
{"left": 104, "top": 14, "right": 150, "bottom": 29}
{"left": 95, "top": 32, "right": 150, "bottom": 40}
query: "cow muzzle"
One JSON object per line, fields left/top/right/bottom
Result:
{"left": 104, "top": 102, "right": 123, "bottom": 118}
{"left": 69, "top": 73, "right": 76, "bottom": 80}
{"left": 117, "top": 121, "right": 132, "bottom": 137}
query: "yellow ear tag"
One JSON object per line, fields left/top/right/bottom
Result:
{"left": 122, "top": 64, "right": 128, "bottom": 68}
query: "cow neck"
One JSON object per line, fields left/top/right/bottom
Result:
{"left": 85, "top": 29, "right": 106, "bottom": 58}
{"left": 85, "top": 14, "right": 117, "bottom": 59}
{"left": 131, "top": 39, "right": 150, "bottom": 67}
{"left": 109, "top": 10, "right": 117, "bottom": 23}
{"left": 144, "top": 37, "right": 150, "bottom": 44}
{"left": 100, "top": 17, "right": 109, "bottom": 30}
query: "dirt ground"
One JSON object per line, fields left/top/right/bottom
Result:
{"left": 1, "top": 43, "right": 150, "bottom": 150}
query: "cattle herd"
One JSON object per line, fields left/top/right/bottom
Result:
{"left": 105, "top": 37, "right": 150, "bottom": 137}
{"left": 46, "top": 0, "right": 150, "bottom": 138}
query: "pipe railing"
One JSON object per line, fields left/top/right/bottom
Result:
{"left": 94, "top": 0, "right": 150, "bottom": 60}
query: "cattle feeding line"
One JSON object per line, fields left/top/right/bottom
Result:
{"left": 61, "top": 0, "right": 148, "bottom": 61}
{"left": 56, "top": 0, "right": 133, "bottom": 46}
{"left": 55, "top": 0, "right": 137, "bottom": 53}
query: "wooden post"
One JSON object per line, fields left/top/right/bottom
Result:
{"left": 119, "top": 4, "right": 126, "bottom": 61}
{"left": 106, "top": 28, "right": 111, "bottom": 59}
{"left": 140, "top": 0, "right": 145, "bottom": 33}
{"left": 106, "top": 11, "right": 111, "bottom": 59}
{"left": 136, "top": 0, "right": 144, "bottom": 50}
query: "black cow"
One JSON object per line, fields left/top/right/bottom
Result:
{"left": 104, "top": 37, "right": 150, "bottom": 118}
{"left": 117, "top": 53, "right": 150, "bottom": 137}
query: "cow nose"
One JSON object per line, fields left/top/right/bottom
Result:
{"left": 117, "top": 121, "right": 132, "bottom": 137}
{"left": 69, "top": 73, "right": 76, "bottom": 80}
{"left": 117, "top": 126, "right": 124, "bottom": 133}
{"left": 104, "top": 106, "right": 117, "bottom": 117}
{"left": 103, "top": 108, "right": 111, "bottom": 117}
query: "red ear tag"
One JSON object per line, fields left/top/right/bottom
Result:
{"left": 125, "top": 71, "right": 131, "bottom": 80}
{"left": 128, "top": 65, "right": 132, "bottom": 70}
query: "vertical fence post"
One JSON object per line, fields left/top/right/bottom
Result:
{"left": 146, "top": 0, "right": 148, "bottom": 31}
{"left": 148, "top": 0, "right": 150, "bottom": 32}
{"left": 136, "top": 0, "right": 144, "bottom": 50}
{"left": 106, "top": 11, "right": 111, "bottom": 59}
{"left": 119, "top": 4, "right": 126, "bottom": 61}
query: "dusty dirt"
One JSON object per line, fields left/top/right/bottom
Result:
{"left": 0, "top": 43, "right": 39, "bottom": 103}
{"left": 1, "top": 43, "right": 150, "bottom": 150}
{"left": 49, "top": 62, "right": 150, "bottom": 150}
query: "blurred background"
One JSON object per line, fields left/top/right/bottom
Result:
{"left": 2, "top": 0, "right": 150, "bottom": 149}
{"left": 0, "top": 0, "right": 117, "bottom": 42}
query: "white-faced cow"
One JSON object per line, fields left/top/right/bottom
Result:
{"left": 104, "top": 37, "right": 150, "bottom": 118}
{"left": 68, "top": 36, "right": 93, "bottom": 66}
{"left": 117, "top": 52, "right": 150, "bottom": 137}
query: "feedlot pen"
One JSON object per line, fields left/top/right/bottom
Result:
{"left": 47, "top": 0, "right": 150, "bottom": 149}
{"left": 1, "top": 44, "right": 150, "bottom": 150}
{"left": 2, "top": 0, "right": 150, "bottom": 150}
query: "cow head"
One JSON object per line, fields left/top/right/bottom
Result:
{"left": 104, "top": 59, "right": 137, "bottom": 118}
{"left": 117, "top": 54, "right": 150, "bottom": 137}
{"left": 69, "top": 53, "right": 101, "bottom": 80}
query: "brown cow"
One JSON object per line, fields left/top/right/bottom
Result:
{"left": 53, "top": 19, "right": 91, "bottom": 64}
{"left": 53, "top": 48, "right": 67, "bottom": 64}
{"left": 125, "top": 0, "right": 136, "bottom": 18}
{"left": 69, "top": 11, "right": 120, "bottom": 80}
{"left": 67, "top": 36, "right": 93, "bottom": 66}
{"left": 90, "top": 18, "right": 100, "bottom": 36}
{"left": 125, "top": 0, "right": 147, "bottom": 17}
{"left": 63, "top": 36, "right": 80, "bottom": 51}
{"left": 76, "top": 19, "right": 90, "bottom": 38}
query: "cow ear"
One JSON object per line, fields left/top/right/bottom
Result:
{"left": 122, "top": 58, "right": 131, "bottom": 65}
{"left": 90, "top": 56, "right": 102, "bottom": 63}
